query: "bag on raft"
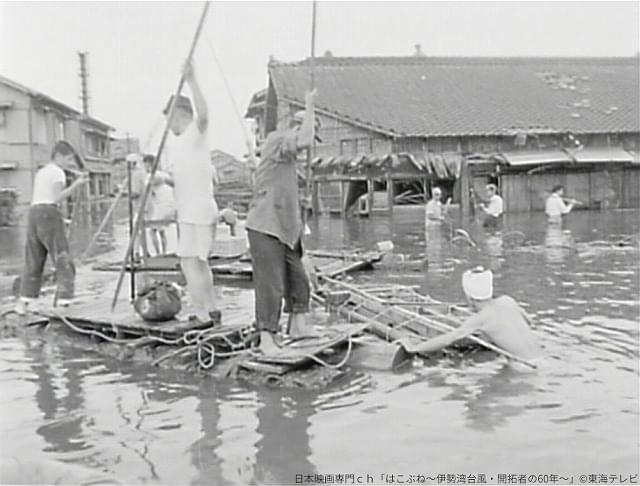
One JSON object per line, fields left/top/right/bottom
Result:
{"left": 133, "top": 280, "right": 182, "bottom": 322}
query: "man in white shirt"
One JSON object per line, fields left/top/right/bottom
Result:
{"left": 143, "top": 154, "right": 175, "bottom": 255}
{"left": 478, "top": 183, "right": 504, "bottom": 229}
{"left": 164, "top": 60, "right": 219, "bottom": 325}
{"left": 15, "top": 141, "right": 88, "bottom": 314}
{"left": 425, "top": 187, "right": 451, "bottom": 224}
{"left": 545, "top": 184, "right": 575, "bottom": 224}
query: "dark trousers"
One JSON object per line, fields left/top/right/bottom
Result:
{"left": 20, "top": 204, "right": 75, "bottom": 299}
{"left": 247, "top": 229, "right": 310, "bottom": 333}
{"left": 482, "top": 214, "right": 503, "bottom": 230}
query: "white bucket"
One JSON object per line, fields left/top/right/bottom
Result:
{"left": 376, "top": 240, "right": 395, "bottom": 253}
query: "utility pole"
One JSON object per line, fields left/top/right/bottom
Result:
{"left": 78, "top": 51, "right": 89, "bottom": 115}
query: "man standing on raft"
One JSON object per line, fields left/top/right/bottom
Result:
{"left": 246, "top": 89, "right": 319, "bottom": 353}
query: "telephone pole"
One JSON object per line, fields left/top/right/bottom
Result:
{"left": 78, "top": 51, "right": 89, "bottom": 115}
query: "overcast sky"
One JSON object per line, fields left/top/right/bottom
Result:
{"left": 1, "top": 1, "right": 639, "bottom": 158}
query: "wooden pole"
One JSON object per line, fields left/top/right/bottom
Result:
{"left": 126, "top": 159, "right": 136, "bottom": 301}
{"left": 110, "top": 1, "right": 211, "bottom": 310}
{"left": 303, "top": 0, "right": 317, "bottom": 225}
{"left": 80, "top": 179, "right": 126, "bottom": 263}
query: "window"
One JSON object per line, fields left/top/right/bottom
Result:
{"left": 356, "top": 138, "right": 373, "bottom": 153}
{"left": 340, "top": 139, "right": 356, "bottom": 156}
{"left": 84, "top": 132, "right": 104, "bottom": 155}
{"left": 58, "top": 118, "right": 66, "bottom": 140}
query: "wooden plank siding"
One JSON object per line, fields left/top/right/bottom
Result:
{"left": 497, "top": 166, "right": 640, "bottom": 212}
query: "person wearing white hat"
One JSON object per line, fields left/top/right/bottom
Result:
{"left": 397, "top": 267, "right": 542, "bottom": 363}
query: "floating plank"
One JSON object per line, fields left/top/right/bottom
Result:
{"left": 348, "top": 336, "right": 412, "bottom": 371}
{"left": 93, "top": 250, "right": 383, "bottom": 280}
{"left": 244, "top": 322, "right": 368, "bottom": 369}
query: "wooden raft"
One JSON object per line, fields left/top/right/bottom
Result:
{"left": 240, "top": 322, "right": 368, "bottom": 375}
{"left": 38, "top": 295, "right": 250, "bottom": 341}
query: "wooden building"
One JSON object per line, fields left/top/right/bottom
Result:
{"left": 211, "top": 149, "right": 251, "bottom": 186}
{"left": 245, "top": 56, "right": 640, "bottom": 215}
{"left": 0, "top": 74, "right": 114, "bottom": 224}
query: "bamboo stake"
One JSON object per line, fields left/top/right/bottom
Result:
{"left": 80, "top": 180, "right": 125, "bottom": 263}
{"left": 303, "top": 0, "right": 317, "bottom": 228}
{"left": 321, "top": 276, "right": 537, "bottom": 369}
{"left": 111, "top": 2, "right": 211, "bottom": 310}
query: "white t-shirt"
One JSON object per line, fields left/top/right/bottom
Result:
{"left": 169, "top": 124, "right": 217, "bottom": 225}
{"left": 147, "top": 170, "right": 175, "bottom": 220}
{"left": 31, "top": 163, "right": 66, "bottom": 205}
{"left": 486, "top": 194, "right": 504, "bottom": 217}
{"left": 545, "top": 193, "right": 571, "bottom": 219}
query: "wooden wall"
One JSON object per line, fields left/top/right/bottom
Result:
{"left": 499, "top": 166, "right": 640, "bottom": 212}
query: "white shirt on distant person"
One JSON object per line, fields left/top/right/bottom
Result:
{"left": 485, "top": 194, "right": 504, "bottom": 217}
{"left": 31, "top": 163, "right": 66, "bottom": 205}
{"left": 545, "top": 193, "right": 571, "bottom": 220}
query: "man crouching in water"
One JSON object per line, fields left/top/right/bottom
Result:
{"left": 398, "top": 268, "right": 542, "bottom": 365}
{"left": 246, "top": 89, "right": 319, "bottom": 354}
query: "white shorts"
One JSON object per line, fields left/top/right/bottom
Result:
{"left": 150, "top": 205, "right": 176, "bottom": 223}
{"left": 177, "top": 223, "right": 216, "bottom": 260}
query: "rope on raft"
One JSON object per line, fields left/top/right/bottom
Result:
{"left": 41, "top": 309, "right": 352, "bottom": 371}
{"left": 42, "top": 309, "right": 248, "bottom": 369}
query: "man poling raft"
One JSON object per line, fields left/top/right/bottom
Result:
{"left": 396, "top": 267, "right": 543, "bottom": 367}
{"left": 246, "top": 89, "right": 320, "bottom": 354}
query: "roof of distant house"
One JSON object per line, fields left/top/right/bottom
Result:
{"left": 210, "top": 149, "right": 243, "bottom": 167}
{"left": 0, "top": 74, "right": 114, "bottom": 131}
{"left": 266, "top": 56, "right": 640, "bottom": 137}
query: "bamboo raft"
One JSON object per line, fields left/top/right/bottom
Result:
{"left": 7, "top": 273, "right": 536, "bottom": 385}
{"left": 92, "top": 249, "right": 383, "bottom": 280}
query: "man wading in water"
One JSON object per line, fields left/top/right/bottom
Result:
{"left": 397, "top": 268, "right": 542, "bottom": 364}
{"left": 15, "top": 141, "right": 88, "bottom": 314}
{"left": 246, "top": 89, "right": 319, "bottom": 354}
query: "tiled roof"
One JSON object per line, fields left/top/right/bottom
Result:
{"left": 268, "top": 56, "right": 640, "bottom": 137}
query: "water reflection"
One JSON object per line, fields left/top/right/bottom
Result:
{"left": 544, "top": 223, "right": 575, "bottom": 264}
{"left": 189, "top": 380, "right": 222, "bottom": 485}
{"left": 25, "top": 341, "right": 89, "bottom": 455}
{"left": 253, "top": 390, "right": 315, "bottom": 485}
{"left": 1, "top": 207, "right": 639, "bottom": 479}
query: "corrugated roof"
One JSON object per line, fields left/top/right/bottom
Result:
{"left": 501, "top": 149, "right": 572, "bottom": 166}
{"left": 572, "top": 146, "right": 634, "bottom": 163}
{"left": 268, "top": 56, "right": 640, "bottom": 137}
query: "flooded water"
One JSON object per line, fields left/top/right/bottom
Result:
{"left": 1, "top": 205, "right": 639, "bottom": 484}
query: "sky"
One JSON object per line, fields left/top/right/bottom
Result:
{"left": 1, "top": 1, "right": 639, "bottom": 158}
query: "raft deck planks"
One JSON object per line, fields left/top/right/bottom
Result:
{"left": 241, "top": 322, "right": 368, "bottom": 373}
{"left": 40, "top": 296, "right": 249, "bottom": 341}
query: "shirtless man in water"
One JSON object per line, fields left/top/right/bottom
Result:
{"left": 398, "top": 268, "right": 542, "bottom": 362}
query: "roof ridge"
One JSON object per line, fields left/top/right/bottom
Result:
{"left": 269, "top": 55, "right": 640, "bottom": 69}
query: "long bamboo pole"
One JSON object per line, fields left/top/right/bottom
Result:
{"left": 303, "top": 0, "right": 317, "bottom": 228}
{"left": 110, "top": 2, "right": 211, "bottom": 310}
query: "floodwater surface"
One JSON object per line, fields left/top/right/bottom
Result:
{"left": 1, "top": 206, "right": 638, "bottom": 484}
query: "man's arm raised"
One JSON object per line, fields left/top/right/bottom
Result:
{"left": 296, "top": 89, "right": 317, "bottom": 150}
{"left": 184, "top": 60, "right": 208, "bottom": 133}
